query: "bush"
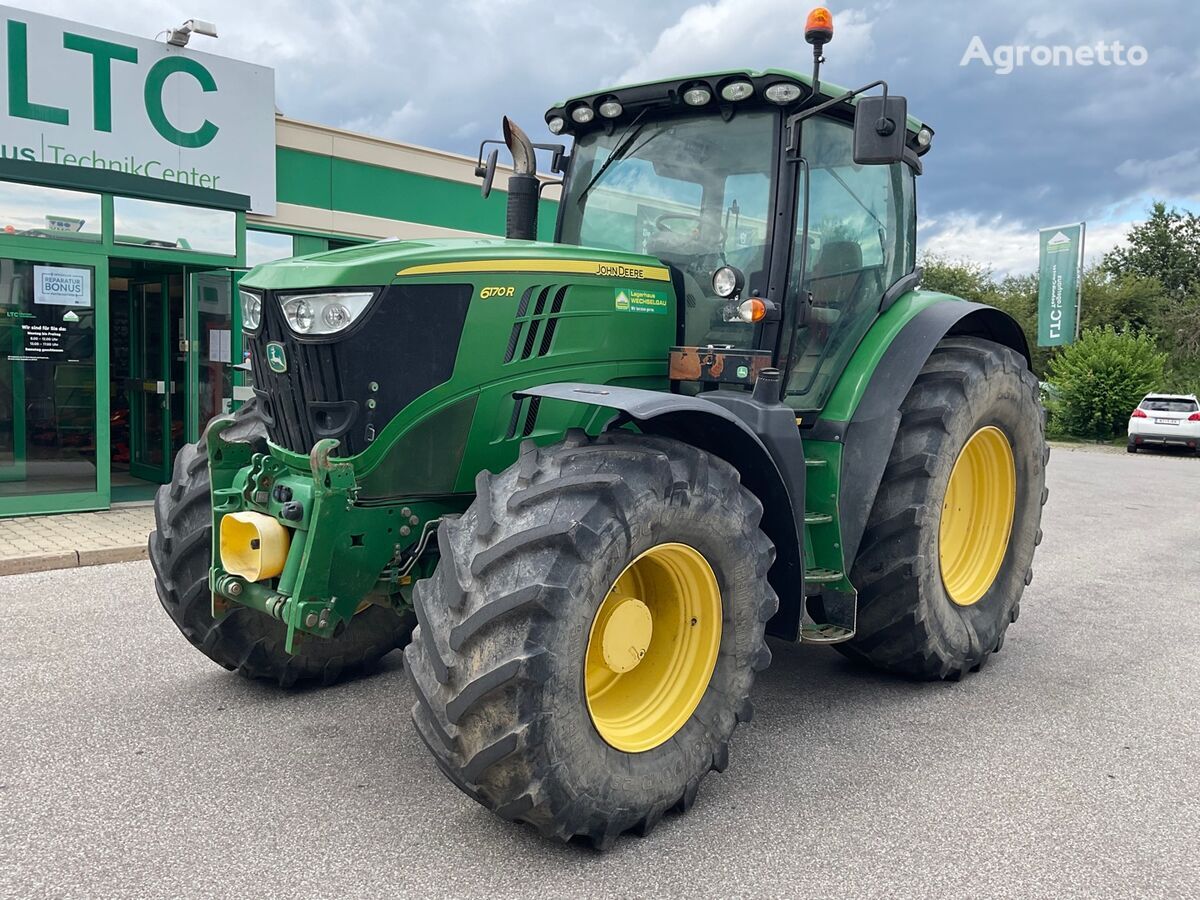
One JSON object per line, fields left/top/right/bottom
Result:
{"left": 1047, "top": 327, "right": 1166, "bottom": 440}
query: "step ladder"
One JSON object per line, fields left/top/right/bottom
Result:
{"left": 800, "top": 456, "right": 856, "bottom": 644}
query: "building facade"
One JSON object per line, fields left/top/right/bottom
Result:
{"left": 0, "top": 6, "right": 557, "bottom": 517}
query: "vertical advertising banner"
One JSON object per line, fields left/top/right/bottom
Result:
{"left": 1037, "top": 223, "right": 1084, "bottom": 346}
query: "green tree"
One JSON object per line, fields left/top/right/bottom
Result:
{"left": 1103, "top": 202, "right": 1200, "bottom": 296}
{"left": 1047, "top": 326, "right": 1166, "bottom": 439}
{"left": 919, "top": 255, "right": 995, "bottom": 302}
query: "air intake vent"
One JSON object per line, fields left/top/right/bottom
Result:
{"left": 506, "top": 394, "right": 542, "bottom": 439}
{"left": 503, "top": 284, "right": 570, "bottom": 364}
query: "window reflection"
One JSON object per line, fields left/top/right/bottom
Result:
{"left": 113, "top": 197, "right": 235, "bottom": 255}
{"left": 0, "top": 181, "right": 101, "bottom": 242}
{"left": 246, "top": 230, "right": 293, "bottom": 267}
{"left": 0, "top": 258, "right": 98, "bottom": 498}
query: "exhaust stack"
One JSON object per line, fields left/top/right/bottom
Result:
{"left": 502, "top": 117, "right": 539, "bottom": 241}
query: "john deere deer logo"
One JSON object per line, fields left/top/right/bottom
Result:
{"left": 266, "top": 342, "right": 287, "bottom": 373}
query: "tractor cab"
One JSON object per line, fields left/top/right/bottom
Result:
{"left": 544, "top": 65, "right": 931, "bottom": 410}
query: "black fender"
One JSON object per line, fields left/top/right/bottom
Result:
{"left": 807, "top": 299, "right": 1032, "bottom": 572}
{"left": 516, "top": 383, "right": 806, "bottom": 637}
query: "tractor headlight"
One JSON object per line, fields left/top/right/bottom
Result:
{"left": 278, "top": 291, "right": 374, "bottom": 336}
{"left": 712, "top": 265, "right": 745, "bottom": 299}
{"left": 240, "top": 290, "right": 263, "bottom": 332}
{"left": 765, "top": 82, "right": 802, "bottom": 104}
{"left": 719, "top": 80, "right": 754, "bottom": 102}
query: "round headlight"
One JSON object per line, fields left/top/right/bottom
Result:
{"left": 916, "top": 127, "right": 933, "bottom": 148}
{"left": 322, "top": 303, "right": 352, "bottom": 330}
{"left": 284, "top": 297, "right": 314, "bottom": 333}
{"left": 547, "top": 116, "right": 565, "bottom": 134}
{"left": 682, "top": 85, "right": 712, "bottom": 106}
{"left": 240, "top": 291, "right": 262, "bottom": 331}
{"left": 764, "top": 82, "right": 802, "bottom": 104}
{"left": 712, "top": 265, "right": 744, "bottom": 299}
{"left": 598, "top": 99, "right": 623, "bottom": 118}
{"left": 571, "top": 105, "right": 595, "bottom": 124}
{"left": 720, "top": 80, "right": 754, "bottom": 102}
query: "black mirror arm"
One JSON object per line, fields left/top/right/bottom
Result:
{"left": 786, "top": 79, "right": 888, "bottom": 153}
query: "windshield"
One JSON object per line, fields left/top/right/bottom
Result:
{"left": 559, "top": 111, "right": 777, "bottom": 348}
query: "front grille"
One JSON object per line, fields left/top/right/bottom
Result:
{"left": 247, "top": 283, "right": 473, "bottom": 456}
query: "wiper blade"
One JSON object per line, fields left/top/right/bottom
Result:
{"left": 575, "top": 108, "right": 649, "bottom": 207}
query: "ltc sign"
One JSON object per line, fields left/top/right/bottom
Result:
{"left": 0, "top": 6, "right": 275, "bottom": 213}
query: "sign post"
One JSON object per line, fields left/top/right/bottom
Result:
{"left": 1037, "top": 222, "right": 1085, "bottom": 347}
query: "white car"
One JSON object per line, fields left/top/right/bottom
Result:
{"left": 1128, "top": 393, "right": 1200, "bottom": 454}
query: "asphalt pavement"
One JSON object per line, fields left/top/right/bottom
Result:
{"left": 2, "top": 445, "right": 1198, "bottom": 899}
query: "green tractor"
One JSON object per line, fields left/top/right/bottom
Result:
{"left": 151, "top": 10, "right": 1046, "bottom": 848}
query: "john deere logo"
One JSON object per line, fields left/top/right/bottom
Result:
{"left": 266, "top": 342, "right": 288, "bottom": 373}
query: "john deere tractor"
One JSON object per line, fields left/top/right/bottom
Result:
{"left": 151, "top": 9, "right": 1046, "bottom": 848}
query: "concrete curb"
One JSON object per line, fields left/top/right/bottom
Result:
{"left": 0, "top": 544, "right": 148, "bottom": 577}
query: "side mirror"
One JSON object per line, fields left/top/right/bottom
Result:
{"left": 477, "top": 148, "right": 499, "bottom": 199}
{"left": 852, "top": 94, "right": 908, "bottom": 165}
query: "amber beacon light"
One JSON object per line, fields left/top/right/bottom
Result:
{"left": 805, "top": 7, "right": 834, "bottom": 45}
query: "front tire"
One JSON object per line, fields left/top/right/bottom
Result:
{"left": 149, "top": 401, "right": 415, "bottom": 687}
{"left": 405, "top": 431, "right": 777, "bottom": 848}
{"left": 838, "top": 337, "right": 1047, "bottom": 679}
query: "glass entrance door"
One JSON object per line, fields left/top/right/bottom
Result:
{"left": 0, "top": 248, "right": 108, "bottom": 517}
{"left": 186, "top": 268, "right": 241, "bottom": 442}
{"left": 127, "top": 278, "right": 171, "bottom": 483}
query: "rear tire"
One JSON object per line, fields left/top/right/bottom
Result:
{"left": 149, "top": 400, "right": 414, "bottom": 687}
{"left": 1127, "top": 440, "right": 1137, "bottom": 453}
{"left": 405, "top": 431, "right": 776, "bottom": 848}
{"left": 837, "top": 337, "right": 1047, "bottom": 679}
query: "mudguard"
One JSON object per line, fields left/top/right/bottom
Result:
{"left": 516, "top": 383, "right": 807, "bottom": 626}
{"left": 808, "top": 299, "right": 1031, "bottom": 571}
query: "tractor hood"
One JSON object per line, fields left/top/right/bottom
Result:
{"left": 240, "top": 238, "right": 670, "bottom": 292}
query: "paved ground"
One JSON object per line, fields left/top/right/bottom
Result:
{"left": 0, "top": 505, "right": 155, "bottom": 576}
{"left": 1, "top": 446, "right": 1197, "bottom": 899}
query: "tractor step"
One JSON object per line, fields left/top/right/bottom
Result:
{"left": 800, "top": 622, "right": 855, "bottom": 644}
{"left": 804, "top": 511, "right": 832, "bottom": 525}
{"left": 804, "top": 567, "right": 843, "bottom": 584}
{"left": 804, "top": 458, "right": 827, "bottom": 468}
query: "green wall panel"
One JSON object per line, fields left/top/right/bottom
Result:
{"left": 276, "top": 148, "right": 333, "bottom": 209}
{"left": 276, "top": 148, "right": 558, "bottom": 241}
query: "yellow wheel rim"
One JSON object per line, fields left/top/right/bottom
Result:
{"left": 939, "top": 425, "right": 1017, "bottom": 607}
{"left": 585, "top": 542, "right": 722, "bottom": 753}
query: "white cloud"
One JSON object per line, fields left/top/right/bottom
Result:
{"left": 920, "top": 212, "right": 1133, "bottom": 276}
{"left": 619, "top": 0, "right": 874, "bottom": 85}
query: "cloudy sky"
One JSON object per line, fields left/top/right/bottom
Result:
{"left": 14, "top": 0, "right": 1200, "bottom": 275}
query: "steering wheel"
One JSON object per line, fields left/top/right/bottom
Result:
{"left": 655, "top": 213, "right": 703, "bottom": 233}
